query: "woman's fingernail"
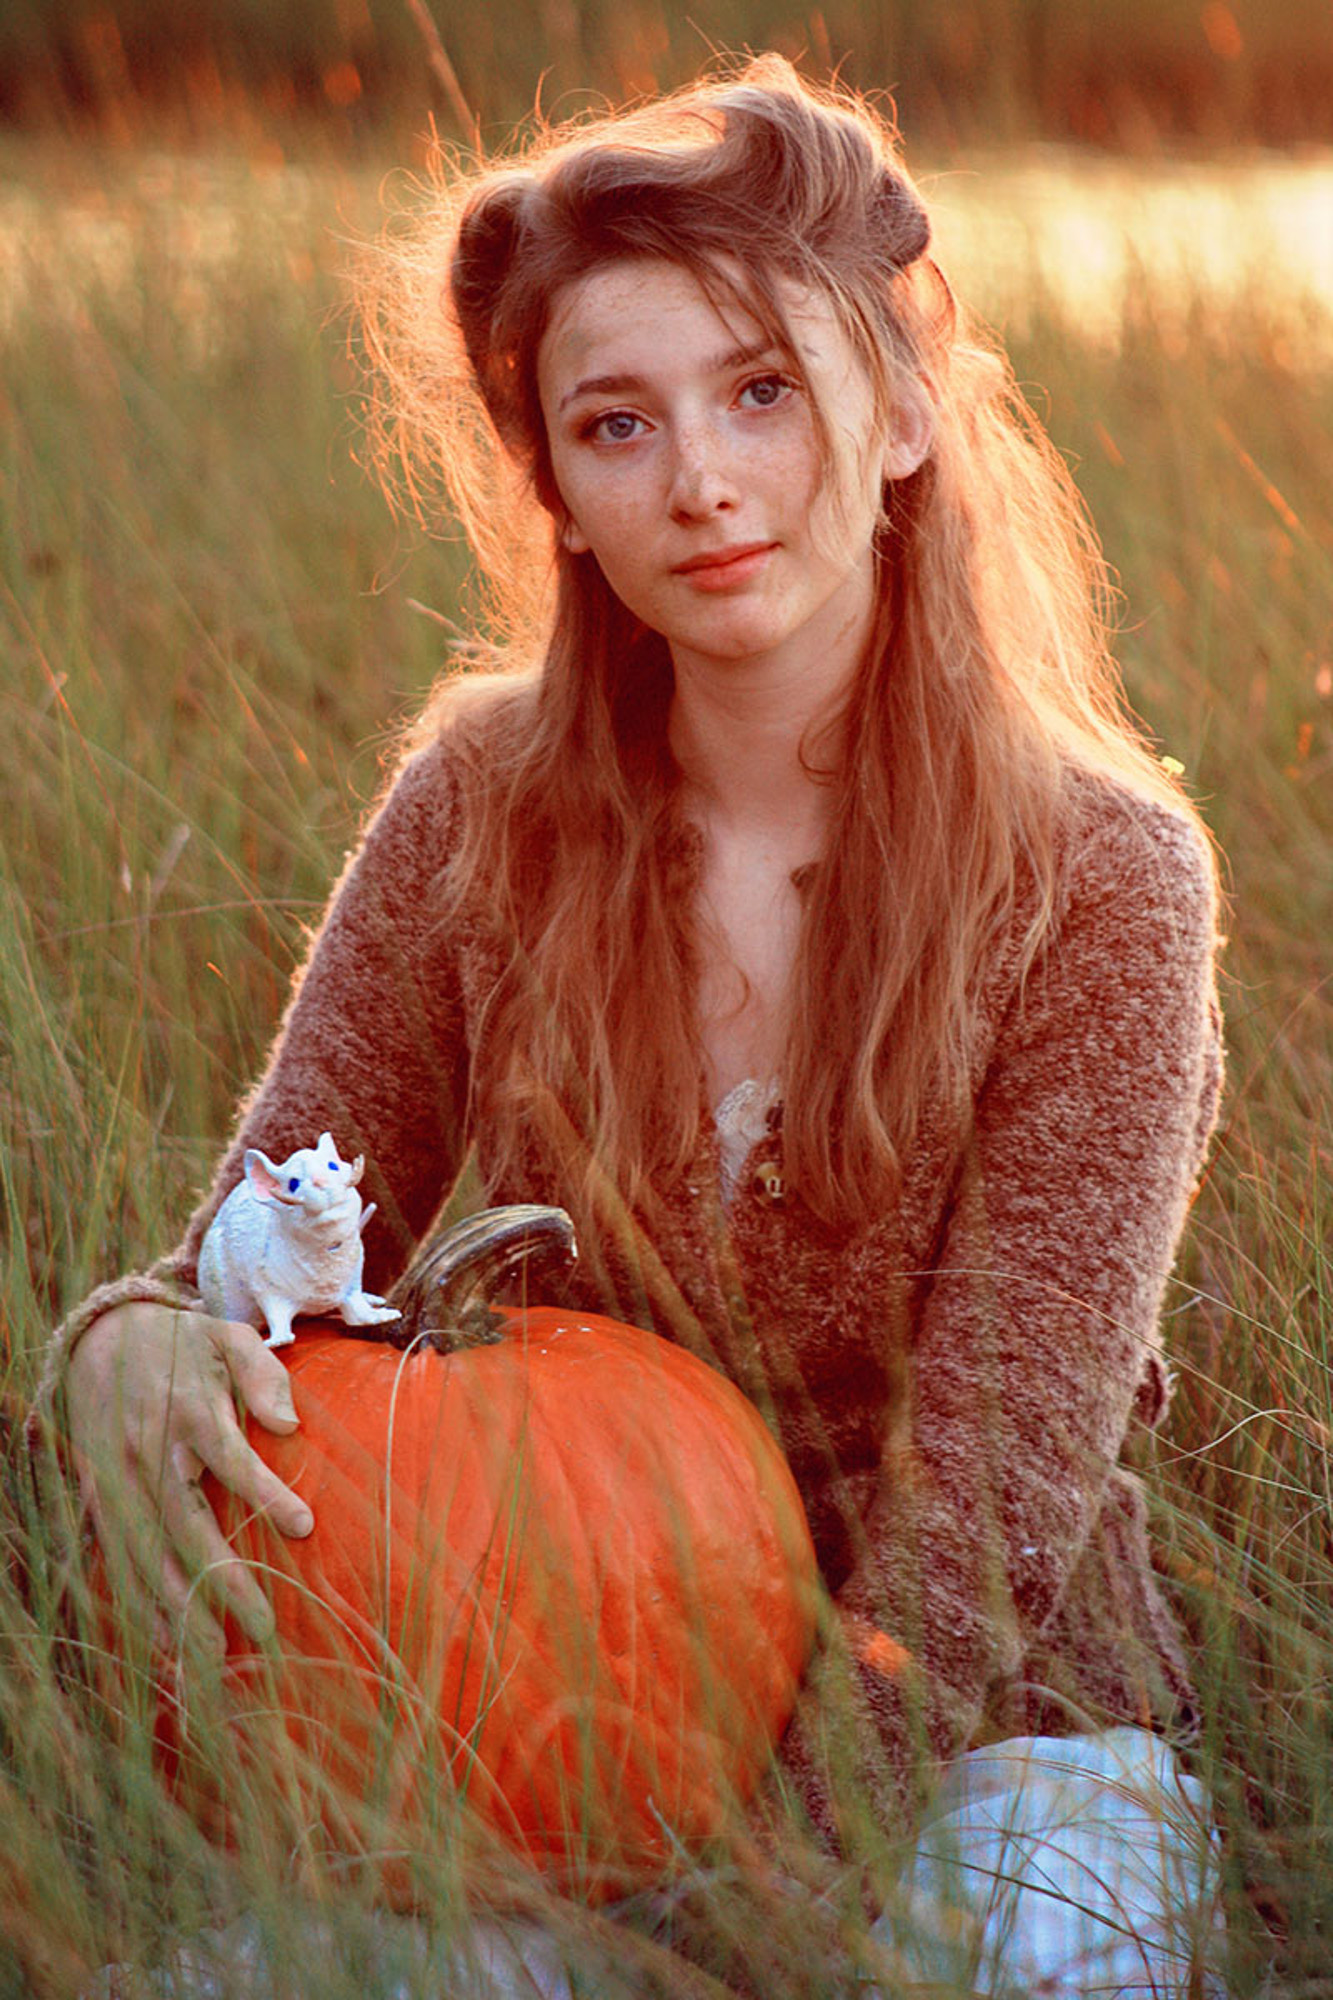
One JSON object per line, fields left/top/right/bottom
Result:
{"left": 291, "top": 1504, "right": 314, "bottom": 1536}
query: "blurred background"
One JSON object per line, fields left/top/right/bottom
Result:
{"left": 2, "top": 0, "right": 1332, "bottom": 145}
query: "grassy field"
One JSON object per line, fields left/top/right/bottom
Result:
{"left": 1, "top": 130, "right": 1331, "bottom": 1996}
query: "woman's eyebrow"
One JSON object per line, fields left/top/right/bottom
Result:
{"left": 558, "top": 340, "right": 784, "bottom": 413}
{"left": 559, "top": 371, "right": 647, "bottom": 412}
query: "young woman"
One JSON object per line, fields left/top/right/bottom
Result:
{"left": 49, "top": 57, "right": 1225, "bottom": 1993}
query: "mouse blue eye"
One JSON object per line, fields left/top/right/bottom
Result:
{"left": 288, "top": 1176, "right": 301, "bottom": 1192}
{"left": 327, "top": 1161, "right": 338, "bottom": 1171}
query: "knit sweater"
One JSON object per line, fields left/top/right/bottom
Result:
{"left": 43, "top": 722, "right": 1224, "bottom": 1846}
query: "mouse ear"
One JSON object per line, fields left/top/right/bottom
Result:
{"left": 244, "top": 1147, "right": 290, "bottom": 1205}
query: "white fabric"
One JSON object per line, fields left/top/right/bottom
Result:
{"left": 713, "top": 1074, "right": 781, "bottom": 1207}
{"left": 871, "top": 1728, "right": 1225, "bottom": 1997}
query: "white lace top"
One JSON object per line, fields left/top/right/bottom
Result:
{"left": 713, "top": 1075, "right": 782, "bottom": 1208}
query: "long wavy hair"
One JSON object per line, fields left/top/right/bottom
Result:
{"left": 356, "top": 56, "right": 1207, "bottom": 1232}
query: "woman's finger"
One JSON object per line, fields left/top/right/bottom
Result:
{"left": 186, "top": 1391, "right": 314, "bottom": 1543}
{"left": 156, "top": 1453, "right": 277, "bottom": 1646}
{"left": 208, "top": 1319, "right": 301, "bottom": 1436}
{"left": 195, "top": 1320, "right": 315, "bottom": 1541}
{"left": 88, "top": 1465, "right": 229, "bottom": 1659}
{"left": 98, "top": 1435, "right": 274, "bottom": 1650}
{"left": 155, "top": 1541, "right": 229, "bottom": 1657}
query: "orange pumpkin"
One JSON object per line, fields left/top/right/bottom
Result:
{"left": 187, "top": 1307, "right": 818, "bottom": 1898}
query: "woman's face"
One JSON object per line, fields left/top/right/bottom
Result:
{"left": 537, "top": 258, "right": 911, "bottom": 687}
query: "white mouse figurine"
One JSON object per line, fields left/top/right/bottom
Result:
{"left": 197, "top": 1133, "right": 401, "bottom": 1348}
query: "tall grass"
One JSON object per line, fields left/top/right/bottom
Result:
{"left": 1, "top": 136, "right": 1331, "bottom": 1994}
{"left": 1039, "top": 278, "right": 1333, "bottom": 1991}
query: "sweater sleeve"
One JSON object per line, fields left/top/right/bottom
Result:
{"left": 36, "top": 737, "right": 473, "bottom": 1409}
{"left": 785, "top": 788, "right": 1224, "bottom": 1836}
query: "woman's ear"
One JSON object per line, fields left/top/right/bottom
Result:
{"left": 882, "top": 380, "right": 934, "bottom": 481}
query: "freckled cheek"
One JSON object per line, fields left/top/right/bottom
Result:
{"left": 549, "top": 450, "right": 656, "bottom": 545}
{"left": 745, "top": 427, "right": 827, "bottom": 525}
{"left": 574, "top": 495, "right": 656, "bottom": 569}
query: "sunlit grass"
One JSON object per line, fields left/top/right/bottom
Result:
{"left": 1, "top": 138, "right": 1330, "bottom": 1993}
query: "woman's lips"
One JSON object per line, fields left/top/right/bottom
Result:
{"left": 673, "top": 543, "right": 776, "bottom": 590}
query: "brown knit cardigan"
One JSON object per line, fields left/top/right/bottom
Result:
{"left": 43, "top": 724, "right": 1224, "bottom": 1848}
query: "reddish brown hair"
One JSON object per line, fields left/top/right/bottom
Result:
{"left": 357, "top": 56, "right": 1210, "bottom": 1230}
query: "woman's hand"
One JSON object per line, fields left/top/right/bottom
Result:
{"left": 65, "top": 1303, "right": 314, "bottom": 1654}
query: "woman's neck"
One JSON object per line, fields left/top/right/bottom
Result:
{"left": 668, "top": 655, "right": 855, "bottom": 1106}
{"left": 667, "top": 655, "right": 848, "bottom": 845}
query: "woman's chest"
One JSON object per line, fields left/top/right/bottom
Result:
{"left": 692, "top": 830, "right": 813, "bottom": 1105}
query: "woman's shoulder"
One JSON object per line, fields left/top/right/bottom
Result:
{"left": 1054, "top": 760, "right": 1221, "bottom": 946}
{"left": 378, "top": 671, "right": 541, "bottom": 817}
{"left": 407, "top": 665, "right": 540, "bottom": 757}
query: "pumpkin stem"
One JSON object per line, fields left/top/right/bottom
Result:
{"left": 383, "top": 1204, "right": 578, "bottom": 1351}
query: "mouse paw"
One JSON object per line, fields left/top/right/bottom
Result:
{"left": 340, "top": 1293, "right": 402, "bottom": 1327}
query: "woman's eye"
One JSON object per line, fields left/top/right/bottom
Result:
{"left": 739, "top": 374, "right": 793, "bottom": 410}
{"left": 586, "top": 410, "right": 644, "bottom": 444}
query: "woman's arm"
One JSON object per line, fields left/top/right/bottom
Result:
{"left": 792, "top": 785, "right": 1224, "bottom": 1835}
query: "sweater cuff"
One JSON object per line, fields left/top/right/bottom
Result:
{"left": 772, "top": 1608, "right": 962, "bottom": 1860}
{"left": 32, "top": 1261, "right": 203, "bottom": 1429}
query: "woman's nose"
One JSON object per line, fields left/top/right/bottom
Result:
{"left": 667, "top": 419, "right": 739, "bottom": 520}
